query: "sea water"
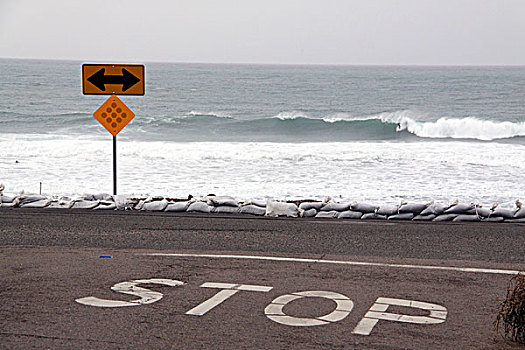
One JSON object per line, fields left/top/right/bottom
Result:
{"left": 0, "top": 59, "right": 524, "bottom": 205}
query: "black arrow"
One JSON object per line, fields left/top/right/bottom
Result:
{"left": 87, "top": 68, "right": 140, "bottom": 92}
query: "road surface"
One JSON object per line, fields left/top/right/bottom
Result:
{"left": 1, "top": 209, "right": 524, "bottom": 349}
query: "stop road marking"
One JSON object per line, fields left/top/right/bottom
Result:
{"left": 75, "top": 278, "right": 447, "bottom": 336}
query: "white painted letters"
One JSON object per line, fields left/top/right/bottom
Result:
{"left": 76, "top": 279, "right": 447, "bottom": 336}
{"left": 185, "top": 282, "right": 273, "bottom": 316}
{"left": 264, "top": 291, "right": 354, "bottom": 326}
{"left": 75, "top": 278, "right": 184, "bottom": 307}
{"left": 352, "top": 297, "right": 447, "bottom": 335}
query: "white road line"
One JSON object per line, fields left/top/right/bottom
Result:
{"left": 141, "top": 253, "right": 523, "bottom": 275}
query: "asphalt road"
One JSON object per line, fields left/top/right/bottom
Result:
{"left": 1, "top": 209, "right": 524, "bottom": 349}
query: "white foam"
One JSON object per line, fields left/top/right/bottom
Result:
{"left": 273, "top": 111, "right": 311, "bottom": 120}
{"left": 1, "top": 136, "right": 523, "bottom": 204}
{"left": 273, "top": 111, "right": 356, "bottom": 123}
{"left": 321, "top": 113, "right": 355, "bottom": 123}
{"left": 408, "top": 117, "right": 525, "bottom": 140}
{"left": 188, "top": 111, "right": 232, "bottom": 118}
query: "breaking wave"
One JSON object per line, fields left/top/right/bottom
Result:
{"left": 131, "top": 110, "right": 524, "bottom": 142}
{"left": 375, "top": 110, "right": 525, "bottom": 141}
{"left": 241, "top": 110, "right": 525, "bottom": 141}
{"left": 2, "top": 109, "right": 524, "bottom": 142}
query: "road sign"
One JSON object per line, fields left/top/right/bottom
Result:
{"left": 82, "top": 64, "right": 144, "bottom": 95}
{"left": 93, "top": 95, "right": 135, "bottom": 136}
{"left": 83, "top": 64, "right": 144, "bottom": 195}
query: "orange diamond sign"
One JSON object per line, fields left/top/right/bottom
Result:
{"left": 93, "top": 95, "right": 135, "bottom": 136}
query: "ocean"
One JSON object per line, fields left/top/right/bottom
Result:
{"left": 1, "top": 59, "right": 524, "bottom": 206}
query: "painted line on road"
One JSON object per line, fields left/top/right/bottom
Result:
{"left": 141, "top": 253, "right": 523, "bottom": 276}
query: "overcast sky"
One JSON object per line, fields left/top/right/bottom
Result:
{"left": 1, "top": 0, "right": 524, "bottom": 65}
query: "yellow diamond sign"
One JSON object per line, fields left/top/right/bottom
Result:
{"left": 93, "top": 95, "right": 135, "bottom": 136}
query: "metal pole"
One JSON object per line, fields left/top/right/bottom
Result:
{"left": 113, "top": 135, "right": 117, "bottom": 195}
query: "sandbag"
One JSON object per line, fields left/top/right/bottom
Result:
{"left": 265, "top": 201, "right": 301, "bottom": 217}
{"left": 94, "top": 201, "right": 117, "bottom": 210}
{"left": 187, "top": 201, "right": 213, "bottom": 213}
{"left": 453, "top": 215, "right": 481, "bottom": 222}
{"left": 135, "top": 197, "right": 155, "bottom": 211}
{"left": 505, "top": 218, "right": 525, "bottom": 223}
{"left": 134, "top": 199, "right": 146, "bottom": 211}
{"left": 484, "top": 216, "right": 505, "bottom": 222}
{"left": 388, "top": 213, "right": 414, "bottom": 220}
{"left": 113, "top": 195, "right": 134, "bottom": 210}
{"left": 351, "top": 202, "right": 378, "bottom": 213}
{"left": 433, "top": 214, "right": 458, "bottom": 222}
{"left": 337, "top": 210, "right": 362, "bottom": 219}
{"left": 1, "top": 195, "right": 16, "bottom": 204}
{"left": 302, "top": 208, "right": 318, "bottom": 217}
{"left": 514, "top": 207, "right": 525, "bottom": 219}
{"left": 241, "top": 199, "right": 267, "bottom": 208}
{"left": 299, "top": 202, "right": 324, "bottom": 211}
{"left": 473, "top": 207, "right": 491, "bottom": 218}
{"left": 47, "top": 198, "right": 73, "bottom": 209}
{"left": 1, "top": 201, "right": 17, "bottom": 208}
{"left": 444, "top": 203, "right": 475, "bottom": 215}
{"left": 19, "top": 199, "right": 51, "bottom": 208}
{"left": 361, "top": 213, "right": 386, "bottom": 220}
{"left": 420, "top": 203, "right": 446, "bottom": 216}
{"left": 165, "top": 201, "right": 191, "bottom": 212}
{"left": 413, "top": 214, "right": 436, "bottom": 221}
{"left": 376, "top": 205, "right": 398, "bottom": 216}
{"left": 71, "top": 200, "right": 100, "bottom": 210}
{"left": 490, "top": 208, "right": 516, "bottom": 219}
{"left": 19, "top": 194, "right": 48, "bottom": 205}
{"left": 213, "top": 206, "right": 240, "bottom": 214}
{"left": 239, "top": 204, "right": 266, "bottom": 216}
{"left": 93, "top": 193, "right": 113, "bottom": 201}
{"left": 320, "top": 202, "right": 351, "bottom": 212}
{"left": 398, "top": 203, "right": 426, "bottom": 215}
{"left": 142, "top": 199, "right": 168, "bottom": 211}
{"left": 44, "top": 201, "right": 59, "bottom": 209}
{"left": 315, "top": 211, "right": 338, "bottom": 219}
{"left": 206, "top": 196, "right": 238, "bottom": 207}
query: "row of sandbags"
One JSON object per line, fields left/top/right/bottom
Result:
{"left": 299, "top": 200, "right": 525, "bottom": 222}
{"left": 0, "top": 193, "right": 264, "bottom": 213}
{"left": 136, "top": 196, "right": 268, "bottom": 216}
{"left": 0, "top": 193, "right": 131, "bottom": 210}
{"left": 1, "top": 191, "right": 524, "bottom": 223}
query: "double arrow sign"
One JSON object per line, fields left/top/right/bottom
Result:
{"left": 82, "top": 64, "right": 145, "bottom": 95}
{"left": 82, "top": 63, "right": 146, "bottom": 196}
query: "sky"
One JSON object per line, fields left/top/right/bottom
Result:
{"left": 1, "top": 0, "right": 524, "bottom": 65}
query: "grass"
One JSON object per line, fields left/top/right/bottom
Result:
{"left": 496, "top": 273, "right": 525, "bottom": 344}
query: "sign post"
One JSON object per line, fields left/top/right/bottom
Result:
{"left": 82, "top": 64, "right": 144, "bottom": 195}
{"left": 113, "top": 136, "right": 117, "bottom": 195}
